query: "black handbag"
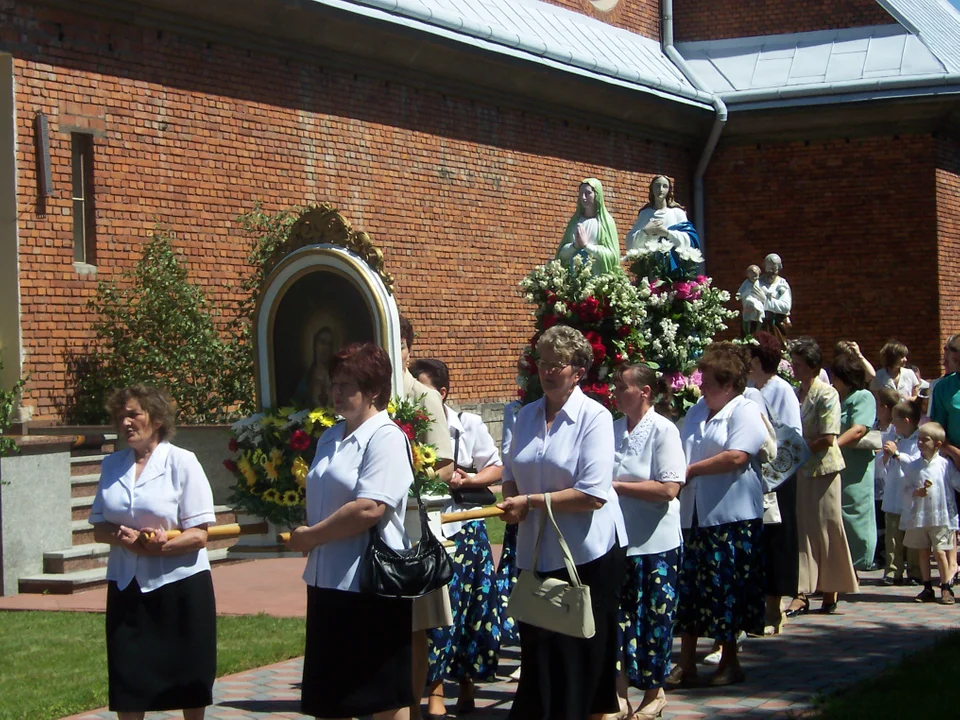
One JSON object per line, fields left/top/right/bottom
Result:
{"left": 449, "top": 417, "right": 497, "bottom": 508}
{"left": 358, "top": 428, "right": 453, "bottom": 598}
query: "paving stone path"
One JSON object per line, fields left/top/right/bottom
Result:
{"left": 63, "top": 570, "right": 960, "bottom": 720}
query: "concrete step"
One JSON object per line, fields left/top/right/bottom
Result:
{"left": 72, "top": 506, "right": 239, "bottom": 545}
{"left": 71, "top": 454, "right": 107, "bottom": 477}
{"left": 71, "top": 474, "right": 100, "bottom": 498}
{"left": 20, "top": 548, "right": 238, "bottom": 594}
{"left": 71, "top": 495, "right": 94, "bottom": 521}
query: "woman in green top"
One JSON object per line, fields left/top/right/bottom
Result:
{"left": 931, "top": 334, "right": 960, "bottom": 466}
{"left": 832, "top": 352, "right": 878, "bottom": 572}
{"left": 555, "top": 178, "right": 621, "bottom": 275}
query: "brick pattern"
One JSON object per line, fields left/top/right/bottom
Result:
{"left": 541, "top": 0, "right": 660, "bottom": 40}
{"left": 936, "top": 136, "right": 960, "bottom": 349}
{"left": 675, "top": 0, "right": 894, "bottom": 42}
{"left": 5, "top": 1, "right": 690, "bottom": 422}
{"left": 704, "top": 135, "right": 944, "bottom": 377}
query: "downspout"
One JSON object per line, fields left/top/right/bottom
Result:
{"left": 661, "top": 0, "right": 726, "bottom": 259}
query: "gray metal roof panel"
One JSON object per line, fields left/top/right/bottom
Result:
{"left": 879, "top": 0, "right": 960, "bottom": 72}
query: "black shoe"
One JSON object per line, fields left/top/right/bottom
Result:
{"left": 880, "top": 576, "right": 896, "bottom": 587}
{"left": 908, "top": 576, "right": 923, "bottom": 586}
{"left": 455, "top": 696, "right": 475, "bottom": 715}
{"left": 819, "top": 601, "right": 838, "bottom": 614}
{"left": 784, "top": 597, "right": 810, "bottom": 618}
{"left": 916, "top": 586, "right": 937, "bottom": 603}
{"left": 893, "top": 577, "right": 905, "bottom": 586}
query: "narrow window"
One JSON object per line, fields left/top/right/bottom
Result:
{"left": 71, "top": 133, "right": 95, "bottom": 264}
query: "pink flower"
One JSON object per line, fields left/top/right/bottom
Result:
{"left": 666, "top": 372, "right": 687, "bottom": 391}
{"left": 673, "top": 281, "right": 701, "bottom": 301}
{"left": 649, "top": 281, "right": 665, "bottom": 295}
{"left": 696, "top": 275, "right": 709, "bottom": 285}
{"left": 689, "top": 370, "right": 703, "bottom": 387}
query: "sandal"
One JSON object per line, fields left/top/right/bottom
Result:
{"left": 707, "top": 665, "right": 746, "bottom": 687}
{"left": 632, "top": 690, "right": 667, "bottom": 719}
{"left": 664, "top": 665, "right": 698, "bottom": 689}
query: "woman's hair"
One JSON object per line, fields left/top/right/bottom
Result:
{"left": 536, "top": 325, "right": 594, "bottom": 373}
{"left": 880, "top": 340, "right": 909, "bottom": 369}
{"left": 892, "top": 399, "right": 922, "bottom": 426}
{"left": 641, "top": 174, "right": 683, "bottom": 211}
{"left": 613, "top": 363, "right": 672, "bottom": 413}
{"left": 831, "top": 352, "right": 868, "bottom": 391}
{"left": 875, "top": 387, "right": 901, "bottom": 410}
{"left": 750, "top": 331, "right": 783, "bottom": 375}
{"left": 398, "top": 314, "right": 415, "bottom": 350}
{"left": 329, "top": 342, "right": 393, "bottom": 410}
{"left": 698, "top": 341, "right": 750, "bottom": 394}
{"left": 106, "top": 384, "right": 177, "bottom": 441}
{"left": 790, "top": 336, "right": 822, "bottom": 370}
{"left": 409, "top": 358, "right": 450, "bottom": 394}
{"left": 833, "top": 340, "right": 858, "bottom": 358}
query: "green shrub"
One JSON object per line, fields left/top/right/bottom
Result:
{"left": 0, "top": 353, "right": 25, "bottom": 458}
{"left": 69, "top": 227, "right": 252, "bottom": 424}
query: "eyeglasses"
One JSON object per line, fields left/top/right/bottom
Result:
{"left": 539, "top": 361, "right": 571, "bottom": 373}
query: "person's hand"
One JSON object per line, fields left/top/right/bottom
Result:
{"left": 497, "top": 495, "right": 529, "bottom": 525}
{"left": 913, "top": 487, "right": 928, "bottom": 498}
{"left": 285, "top": 526, "right": 316, "bottom": 553}
{"left": 574, "top": 224, "right": 589, "bottom": 249}
{"left": 643, "top": 218, "right": 666, "bottom": 237}
{"left": 116, "top": 525, "right": 142, "bottom": 551}
{"left": 138, "top": 527, "right": 168, "bottom": 554}
{"left": 883, "top": 441, "right": 899, "bottom": 458}
{"left": 449, "top": 468, "right": 470, "bottom": 490}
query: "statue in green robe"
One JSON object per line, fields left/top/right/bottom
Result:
{"left": 555, "top": 178, "right": 621, "bottom": 275}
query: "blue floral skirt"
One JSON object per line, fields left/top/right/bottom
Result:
{"left": 676, "top": 519, "right": 765, "bottom": 641}
{"left": 494, "top": 522, "right": 520, "bottom": 645}
{"left": 618, "top": 549, "right": 680, "bottom": 690}
{"left": 427, "top": 521, "right": 501, "bottom": 683}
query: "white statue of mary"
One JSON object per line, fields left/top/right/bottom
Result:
{"left": 625, "top": 175, "right": 699, "bottom": 253}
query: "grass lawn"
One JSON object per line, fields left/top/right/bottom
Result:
{"left": 0, "top": 611, "right": 305, "bottom": 720}
{"left": 814, "top": 630, "right": 960, "bottom": 718}
{"left": 486, "top": 490, "right": 506, "bottom": 545}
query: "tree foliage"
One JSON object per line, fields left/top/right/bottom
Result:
{"left": 0, "top": 352, "right": 25, "bottom": 457}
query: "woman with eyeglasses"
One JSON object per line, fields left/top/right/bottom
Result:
{"left": 497, "top": 324, "right": 626, "bottom": 720}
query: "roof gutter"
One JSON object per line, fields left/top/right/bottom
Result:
{"left": 721, "top": 71, "right": 960, "bottom": 105}
{"left": 661, "top": 0, "right": 725, "bottom": 260}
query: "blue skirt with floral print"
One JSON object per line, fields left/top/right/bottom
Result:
{"left": 676, "top": 519, "right": 765, "bottom": 641}
{"left": 618, "top": 549, "right": 680, "bottom": 690}
{"left": 494, "top": 522, "right": 520, "bottom": 646}
{"left": 427, "top": 521, "right": 501, "bottom": 683}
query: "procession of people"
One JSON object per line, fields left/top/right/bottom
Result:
{"left": 84, "top": 175, "right": 960, "bottom": 720}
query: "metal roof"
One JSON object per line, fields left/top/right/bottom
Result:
{"left": 676, "top": 24, "right": 947, "bottom": 95}
{"left": 316, "top": 0, "right": 711, "bottom": 104}
{"left": 879, "top": 0, "right": 960, "bottom": 72}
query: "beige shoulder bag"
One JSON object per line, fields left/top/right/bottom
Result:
{"left": 507, "top": 493, "right": 595, "bottom": 639}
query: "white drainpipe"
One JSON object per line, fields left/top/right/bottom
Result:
{"left": 660, "top": 0, "right": 726, "bottom": 260}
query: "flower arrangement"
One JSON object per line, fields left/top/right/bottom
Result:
{"left": 224, "top": 398, "right": 444, "bottom": 527}
{"left": 517, "top": 242, "right": 735, "bottom": 418}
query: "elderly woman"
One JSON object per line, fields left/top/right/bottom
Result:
{"left": 90, "top": 385, "right": 217, "bottom": 720}
{"left": 788, "top": 338, "right": 858, "bottom": 617}
{"left": 498, "top": 324, "right": 625, "bottom": 720}
{"left": 287, "top": 343, "right": 414, "bottom": 720}
{"left": 555, "top": 178, "right": 621, "bottom": 276}
{"left": 832, "top": 352, "right": 879, "bottom": 572}
{"left": 608, "top": 364, "right": 684, "bottom": 719}
{"left": 748, "top": 332, "right": 803, "bottom": 634}
{"left": 667, "top": 342, "right": 767, "bottom": 689}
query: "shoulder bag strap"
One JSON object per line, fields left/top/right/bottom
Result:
{"left": 363, "top": 424, "right": 430, "bottom": 540}
{"left": 542, "top": 493, "right": 585, "bottom": 587}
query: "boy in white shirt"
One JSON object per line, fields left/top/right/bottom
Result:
{"left": 899, "top": 422, "right": 960, "bottom": 605}
{"left": 879, "top": 399, "right": 920, "bottom": 585}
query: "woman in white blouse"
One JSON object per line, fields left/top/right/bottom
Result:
{"left": 871, "top": 340, "right": 921, "bottom": 402}
{"left": 668, "top": 343, "right": 767, "bottom": 690}
{"left": 609, "top": 364, "right": 685, "bottom": 720}
{"left": 498, "top": 325, "right": 626, "bottom": 720}
{"left": 286, "top": 343, "right": 414, "bottom": 720}
{"left": 90, "top": 385, "right": 217, "bottom": 720}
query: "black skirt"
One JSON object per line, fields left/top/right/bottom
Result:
{"left": 106, "top": 571, "right": 216, "bottom": 712}
{"left": 301, "top": 586, "right": 413, "bottom": 718}
{"left": 509, "top": 544, "right": 626, "bottom": 720}
{"left": 764, "top": 474, "right": 800, "bottom": 597}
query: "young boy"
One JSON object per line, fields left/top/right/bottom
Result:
{"left": 899, "top": 422, "right": 960, "bottom": 604}
{"left": 880, "top": 399, "right": 922, "bottom": 585}
{"left": 873, "top": 388, "right": 901, "bottom": 577}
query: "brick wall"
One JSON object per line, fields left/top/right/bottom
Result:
{"left": 5, "top": 1, "right": 691, "bottom": 422}
{"left": 704, "top": 135, "right": 943, "bottom": 377}
{"left": 541, "top": 0, "right": 660, "bottom": 40}
{"left": 937, "top": 135, "right": 960, "bottom": 350}
{"left": 675, "top": 0, "right": 894, "bottom": 42}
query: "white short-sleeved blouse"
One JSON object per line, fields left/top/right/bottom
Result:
{"left": 758, "top": 375, "right": 802, "bottom": 433}
{"left": 443, "top": 407, "right": 503, "bottom": 537}
{"left": 503, "top": 387, "right": 625, "bottom": 572}
{"left": 872, "top": 367, "right": 921, "bottom": 401}
{"left": 89, "top": 441, "right": 217, "bottom": 593}
{"left": 500, "top": 401, "right": 522, "bottom": 458}
{"left": 679, "top": 395, "right": 767, "bottom": 528}
{"left": 613, "top": 409, "right": 686, "bottom": 556}
{"left": 302, "top": 411, "right": 412, "bottom": 592}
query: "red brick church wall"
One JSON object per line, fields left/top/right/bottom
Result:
{"left": 6, "top": 1, "right": 691, "bottom": 422}
{"left": 675, "top": 0, "right": 895, "bottom": 42}
{"left": 937, "top": 136, "right": 960, "bottom": 352}
{"left": 703, "top": 134, "right": 943, "bottom": 377}
{"left": 540, "top": 0, "right": 661, "bottom": 40}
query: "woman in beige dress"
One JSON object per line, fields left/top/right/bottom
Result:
{"left": 787, "top": 337, "right": 859, "bottom": 616}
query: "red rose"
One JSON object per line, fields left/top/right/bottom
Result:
{"left": 574, "top": 297, "right": 602, "bottom": 324}
{"left": 584, "top": 331, "right": 607, "bottom": 363}
{"left": 617, "top": 325, "right": 632, "bottom": 338}
{"left": 228, "top": 437, "right": 239, "bottom": 453}
{"left": 289, "top": 429, "right": 311, "bottom": 451}
{"left": 395, "top": 421, "right": 416, "bottom": 440}
{"left": 223, "top": 459, "right": 238, "bottom": 473}
{"left": 541, "top": 314, "right": 559, "bottom": 330}
{"left": 613, "top": 352, "right": 625, "bottom": 364}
